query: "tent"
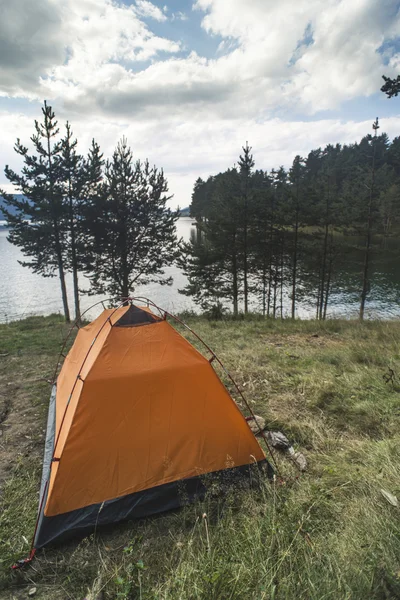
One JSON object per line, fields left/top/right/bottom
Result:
{"left": 32, "top": 303, "right": 272, "bottom": 550}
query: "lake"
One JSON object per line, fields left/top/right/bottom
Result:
{"left": 1, "top": 218, "right": 400, "bottom": 323}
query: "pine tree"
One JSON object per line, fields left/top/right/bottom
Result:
{"left": 183, "top": 127, "right": 399, "bottom": 319}
{"left": 381, "top": 74, "right": 400, "bottom": 98}
{"left": 80, "top": 140, "right": 105, "bottom": 217}
{"left": 380, "top": 183, "right": 400, "bottom": 244}
{"left": 310, "top": 146, "right": 341, "bottom": 320}
{"left": 360, "top": 118, "right": 380, "bottom": 320}
{"left": 178, "top": 226, "right": 228, "bottom": 311}
{"left": 60, "top": 122, "right": 84, "bottom": 321}
{"left": 75, "top": 139, "right": 105, "bottom": 297}
{"left": 180, "top": 169, "right": 243, "bottom": 315}
{"left": 250, "top": 168, "right": 288, "bottom": 318}
{"left": 190, "top": 177, "right": 211, "bottom": 240}
{"left": 0, "top": 102, "right": 71, "bottom": 321}
{"left": 85, "top": 138, "right": 179, "bottom": 299}
{"left": 288, "top": 156, "right": 305, "bottom": 319}
{"left": 250, "top": 170, "right": 274, "bottom": 316}
{"left": 238, "top": 142, "right": 255, "bottom": 314}
{"left": 270, "top": 167, "right": 290, "bottom": 317}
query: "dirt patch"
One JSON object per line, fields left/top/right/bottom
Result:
{"left": 0, "top": 359, "right": 50, "bottom": 495}
{"left": 260, "top": 332, "right": 343, "bottom": 351}
{"left": 0, "top": 394, "right": 11, "bottom": 427}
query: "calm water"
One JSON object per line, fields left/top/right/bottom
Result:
{"left": 1, "top": 218, "right": 400, "bottom": 322}
{"left": 0, "top": 219, "right": 196, "bottom": 323}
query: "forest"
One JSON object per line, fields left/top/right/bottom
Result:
{"left": 0, "top": 103, "right": 179, "bottom": 323}
{"left": 2, "top": 103, "right": 400, "bottom": 323}
{"left": 181, "top": 119, "right": 400, "bottom": 319}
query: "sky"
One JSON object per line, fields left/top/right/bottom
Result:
{"left": 1, "top": 0, "right": 400, "bottom": 208}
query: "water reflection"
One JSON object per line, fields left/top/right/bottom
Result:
{"left": 0, "top": 219, "right": 399, "bottom": 322}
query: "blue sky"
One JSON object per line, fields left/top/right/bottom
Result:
{"left": 1, "top": 0, "right": 400, "bottom": 206}
{"left": 132, "top": 0, "right": 225, "bottom": 59}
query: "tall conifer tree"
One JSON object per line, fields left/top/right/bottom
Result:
{"left": 84, "top": 138, "right": 179, "bottom": 299}
{"left": 238, "top": 142, "right": 255, "bottom": 314}
{"left": 60, "top": 122, "right": 83, "bottom": 321}
{"left": 288, "top": 156, "right": 305, "bottom": 319}
{"left": 180, "top": 169, "right": 243, "bottom": 315}
{"left": 360, "top": 118, "right": 379, "bottom": 320}
{"left": 1, "top": 102, "right": 71, "bottom": 321}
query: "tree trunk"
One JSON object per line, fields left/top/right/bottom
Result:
{"left": 196, "top": 216, "right": 203, "bottom": 242}
{"left": 267, "top": 195, "right": 275, "bottom": 318}
{"left": 52, "top": 209, "right": 70, "bottom": 322}
{"left": 382, "top": 215, "right": 390, "bottom": 249}
{"left": 233, "top": 268, "right": 238, "bottom": 316}
{"left": 68, "top": 179, "right": 81, "bottom": 322}
{"left": 121, "top": 281, "right": 130, "bottom": 301}
{"left": 57, "top": 252, "right": 70, "bottom": 323}
{"left": 319, "top": 222, "right": 329, "bottom": 320}
{"left": 243, "top": 187, "right": 249, "bottom": 314}
{"left": 46, "top": 128, "right": 70, "bottom": 322}
{"left": 120, "top": 176, "right": 130, "bottom": 303}
{"left": 262, "top": 258, "right": 267, "bottom": 317}
{"left": 323, "top": 254, "right": 333, "bottom": 320}
{"left": 232, "top": 232, "right": 238, "bottom": 316}
{"left": 243, "top": 232, "right": 248, "bottom": 314}
{"left": 272, "top": 267, "right": 278, "bottom": 318}
{"left": 280, "top": 234, "right": 284, "bottom": 319}
{"left": 267, "top": 266, "right": 272, "bottom": 317}
{"left": 318, "top": 179, "right": 331, "bottom": 320}
{"left": 291, "top": 203, "right": 299, "bottom": 319}
{"left": 316, "top": 260, "right": 322, "bottom": 319}
{"left": 72, "top": 251, "right": 81, "bottom": 322}
{"left": 121, "top": 251, "right": 129, "bottom": 300}
{"left": 360, "top": 125, "right": 378, "bottom": 320}
{"left": 360, "top": 228, "right": 372, "bottom": 320}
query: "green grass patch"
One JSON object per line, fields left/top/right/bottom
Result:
{"left": 0, "top": 314, "right": 68, "bottom": 356}
{"left": 0, "top": 315, "right": 400, "bottom": 598}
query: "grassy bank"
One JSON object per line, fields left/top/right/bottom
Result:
{"left": 0, "top": 315, "right": 399, "bottom": 599}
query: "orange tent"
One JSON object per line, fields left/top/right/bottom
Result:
{"left": 34, "top": 304, "right": 271, "bottom": 548}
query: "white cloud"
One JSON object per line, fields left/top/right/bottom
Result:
{"left": 1, "top": 0, "right": 400, "bottom": 209}
{"left": 171, "top": 11, "right": 188, "bottom": 21}
{"left": 289, "top": 0, "right": 400, "bottom": 110}
{"left": 0, "top": 0, "right": 181, "bottom": 98}
{"left": 53, "top": 0, "right": 400, "bottom": 118}
{"left": 0, "top": 0, "right": 66, "bottom": 97}
{"left": 1, "top": 0, "right": 399, "bottom": 118}
{"left": 193, "top": 0, "right": 400, "bottom": 113}
{"left": 135, "top": 0, "right": 167, "bottom": 22}
{"left": 2, "top": 108, "right": 400, "bottom": 207}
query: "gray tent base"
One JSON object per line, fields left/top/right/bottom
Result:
{"left": 35, "top": 459, "right": 273, "bottom": 548}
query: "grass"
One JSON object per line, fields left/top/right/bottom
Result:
{"left": 0, "top": 315, "right": 400, "bottom": 599}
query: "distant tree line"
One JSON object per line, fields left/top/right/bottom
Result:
{"left": 0, "top": 102, "right": 179, "bottom": 322}
{"left": 180, "top": 120, "right": 400, "bottom": 319}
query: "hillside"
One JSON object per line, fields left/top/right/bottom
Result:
{"left": 0, "top": 315, "right": 399, "bottom": 599}
{"left": 178, "top": 206, "right": 190, "bottom": 217}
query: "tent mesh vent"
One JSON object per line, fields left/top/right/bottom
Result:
{"left": 115, "top": 305, "right": 161, "bottom": 327}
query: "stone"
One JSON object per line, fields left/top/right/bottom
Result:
{"left": 246, "top": 415, "right": 266, "bottom": 434}
{"left": 266, "top": 430, "right": 291, "bottom": 450}
{"left": 293, "top": 452, "right": 307, "bottom": 471}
